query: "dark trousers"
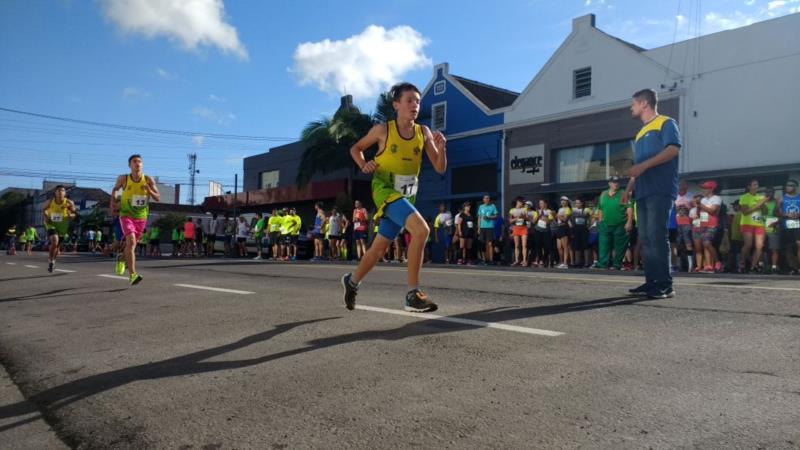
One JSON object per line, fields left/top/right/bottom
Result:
{"left": 637, "top": 195, "right": 673, "bottom": 290}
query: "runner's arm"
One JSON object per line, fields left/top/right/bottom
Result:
{"left": 67, "top": 200, "right": 77, "bottom": 218}
{"left": 109, "top": 175, "right": 126, "bottom": 211}
{"left": 145, "top": 176, "right": 161, "bottom": 202}
{"left": 350, "top": 124, "right": 385, "bottom": 173}
{"left": 422, "top": 125, "right": 447, "bottom": 174}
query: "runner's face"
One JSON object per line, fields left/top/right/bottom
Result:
{"left": 787, "top": 183, "right": 797, "bottom": 194}
{"left": 129, "top": 157, "right": 143, "bottom": 172}
{"left": 748, "top": 181, "right": 759, "bottom": 193}
{"left": 394, "top": 91, "right": 420, "bottom": 121}
{"left": 55, "top": 188, "right": 65, "bottom": 201}
{"left": 575, "top": 200, "right": 583, "bottom": 208}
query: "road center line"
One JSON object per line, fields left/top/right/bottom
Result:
{"left": 54, "top": 269, "right": 76, "bottom": 273}
{"left": 173, "top": 284, "right": 254, "bottom": 295}
{"left": 355, "top": 305, "right": 564, "bottom": 337}
{"left": 24, "top": 265, "right": 39, "bottom": 269}
{"left": 6, "top": 262, "right": 17, "bottom": 265}
{"left": 97, "top": 274, "right": 128, "bottom": 280}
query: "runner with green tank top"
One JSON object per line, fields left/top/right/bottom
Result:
{"left": 110, "top": 154, "right": 160, "bottom": 284}
{"left": 24, "top": 225, "right": 38, "bottom": 255}
{"left": 340, "top": 82, "right": 447, "bottom": 313}
{"left": 43, "top": 185, "right": 76, "bottom": 273}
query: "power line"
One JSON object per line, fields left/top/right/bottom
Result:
{"left": 0, "top": 106, "right": 296, "bottom": 142}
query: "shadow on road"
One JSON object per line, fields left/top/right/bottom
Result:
{"left": 0, "top": 274, "right": 66, "bottom": 283}
{"left": 0, "top": 294, "right": 653, "bottom": 432}
{"left": 0, "top": 288, "right": 128, "bottom": 303}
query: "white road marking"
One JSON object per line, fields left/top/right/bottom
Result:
{"left": 54, "top": 269, "right": 76, "bottom": 273}
{"left": 173, "top": 284, "right": 254, "bottom": 295}
{"left": 373, "top": 266, "right": 800, "bottom": 293}
{"left": 24, "top": 265, "right": 39, "bottom": 269}
{"left": 355, "top": 305, "right": 564, "bottom": 337}
{"left": 6, "top": 262, "right": 17, "bottom": 265}
{"left": 97, "top": 274, "right": 128, "bottom": 280}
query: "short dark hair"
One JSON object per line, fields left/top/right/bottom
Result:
{"left": 632, "top": 89, "right": 658, "bottom": 109}
{"left": 54, "top": 185, "right": 65, "bottom": 191}
{"left": 390, "top": 82, "right": 420, "bottom": 102}
{"left": 128, "top": 154, "right": 142, "bottom": 164}
{"left": 787, "top": 179, "right": 799, "bottom": 186}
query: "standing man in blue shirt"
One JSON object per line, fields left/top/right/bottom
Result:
{"left": 627, "top": 89, "right": 682, "bottom": 299}
{"left": 477, "top": 195, "right": 499, "bottom": 265}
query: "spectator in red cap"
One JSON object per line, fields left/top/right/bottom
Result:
{"left": 698, "top": 181, "right": 723, "bottom": 272}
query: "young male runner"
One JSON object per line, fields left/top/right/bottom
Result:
{"left": 110, "top": 154, "right": 160, "bottom": 285}
{"left": 341, "top": 82, "right": 447, "bottom": 312}
{"left": 43, "top": 185, "right": 76, "bottom": 272}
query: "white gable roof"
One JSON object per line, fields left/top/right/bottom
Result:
{"left": 505, "top": 14, "right": 678, "bottom": 124}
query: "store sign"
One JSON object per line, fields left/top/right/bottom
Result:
{"left": 508, "top": 144, "right": 545, "bottom": 185}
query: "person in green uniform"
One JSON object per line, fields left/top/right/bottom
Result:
{"left": 149, "top": 225, "right": 161, "bottom": 257}
{"left": 738, "top": 179, "right": 767, "bottom": 273}
{"left": 763, "top": 186, "right": 780, "bottom": 273}
{"left": 43, "top": 185, "right": 76, "bottom": 272}
{"left": 341, "top": 82, "right": 447, "bottom": 312}
{"left": 252, "top": 212, "right": 266, "bottom": 260}
{"left": 24, "top": 225, "right": 38, "bottom": 255}
{"left": 593, "top": 176, "right": 632, "bottom": 270}
{"left": 171, "top": 226, "right": 180, "bottom": 257}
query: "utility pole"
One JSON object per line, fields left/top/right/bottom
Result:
{"left": 188, "top": 153, "right": 199, "bottom": 204}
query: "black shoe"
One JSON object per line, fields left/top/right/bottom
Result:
{"left": 628, "top": 283, "right": 652, "bottom": 296}
{"left": 47, "top": 262, "right": 54, "bottom": 273}
{"left": 646, "top": 287, "right": 675, "bottom": 299}
{"left": 341, "top": 273, "right": 358, "bottom": 310}
{"left": 404, "top": 289, "right": 437, "bottom": 312}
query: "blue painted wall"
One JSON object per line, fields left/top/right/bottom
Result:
{"left": 416, "top": 66, "right": 505, "bottom": 221}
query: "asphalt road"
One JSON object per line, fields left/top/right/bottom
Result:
{"left": 0, "top": 253, "right": 798, "bottom": 449}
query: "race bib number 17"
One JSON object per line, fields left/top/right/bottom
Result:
{"left": 394, "top": 175, "right": 418, "bottom": 198}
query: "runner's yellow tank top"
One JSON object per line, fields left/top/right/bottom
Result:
{"left": 46, "top": 198, "right": 70, "bottom": 233}
{"left": 372, "top": 120, "right": 425, "bottom": 219}
{"left": 120, "top": 174, "right": 149, "bottom": 219}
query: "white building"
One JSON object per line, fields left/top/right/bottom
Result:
{"left": 502, "top": 13, "right": 800, "bottom": 206}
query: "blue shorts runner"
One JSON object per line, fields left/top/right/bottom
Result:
{"left": 378, "top": 198, "right": 417, "bottom": 240}
{"left": 113, "top": 217, "right": 123, "bottom": 242}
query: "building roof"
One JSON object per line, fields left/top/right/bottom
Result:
{"left": 451, "top": 75, "right": 520, "bottom": 110}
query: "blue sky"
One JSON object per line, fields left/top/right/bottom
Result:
{"left": 1, "top": 0, "right": 797, "bottom": 202}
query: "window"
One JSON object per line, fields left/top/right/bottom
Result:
{"left": 260, "top": 170, "right": 279, "bottom": 189}
{"left": 434, "top": 80, "right": 446, "bottom": 95}
{"left": 451, "top": 163, "right": 496, "bottom": 195}
{"left": 554, "top": 139, "right": 634, "bottom": 183}
{"left": 608, "top": 140, "right": 634, "bottom": 178}
{"left": 555, "top": 144, "right": 606, "bottom": 183}
{"left": 432, "top": 102, "right": 446, "bottom": 131}
{"left": 573, "top": 67, "right": 591, "bottom": 99}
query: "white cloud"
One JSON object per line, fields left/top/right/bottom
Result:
{"left": 768, "top": 0, "right": 787, "bottom": 9}
{"left": 292, "top": 25, "right": 431, "bottom": 100}
{"left": 122, "top": 86, "right": 150, "bottom": 101}
{"left": 100, "top": 0, "right": 248, "bottom": 60}
{"left": 208, "top": 94, "right": 226, "bottom": 102}
{"left": 156, "top": 67, "right": 177, "bottom": 80}
{"left": 191, "top": 105, "right": 236, "bottom": 125}
{"left": 676, "top": 14, "right": 687, "bottom": 26}
{"left": 745, "top": 0, "right": 756, "bottom": 5}
{"left": 192, "top": 135, "right": 205, "bottom": 147}
{"left": 704, "top": 11, "right": 759, "bottom": 31}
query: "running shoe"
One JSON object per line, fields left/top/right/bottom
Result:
{"left": 340, "top": 273, "right": 358, "bottom": 310}
{"left": 646, "top": 287, "right": 675, "bottom": 299}
{"left": 115, "top": 257, "right": 126, "bottom": 275}
{"left": 628, "top": 283, "right": 652, "bottom": 296}
{"left": 556, "top": 263, "right": 568, "bottom": 269}
{"left": 47, "top": 262, "right": 54, "bottom": 273}
{"left": 404, "top": 289, "right": 437, "bottom": 312}
{"left": 129, "top": 273, "right": 143, "bottom": 285}
{"left": 253, "top": 255, "right": 263, "bottom": 260}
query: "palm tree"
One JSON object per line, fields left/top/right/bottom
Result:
{"left": 296, "top": 92, "right": 394, "bottom": 188}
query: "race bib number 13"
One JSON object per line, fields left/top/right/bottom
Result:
{"left": 132, "top": 195, "right": 148, "bottom": 208}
